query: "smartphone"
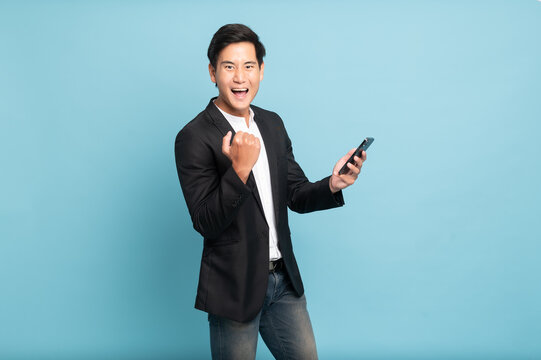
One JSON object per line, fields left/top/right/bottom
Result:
{"left": 338, "top": 137, "right": 374, "bottom": 175}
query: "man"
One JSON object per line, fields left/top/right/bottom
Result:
{"left": 175, "top": 24, "right": 366, "bottom": 360}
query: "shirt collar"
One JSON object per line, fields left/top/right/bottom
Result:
{"left": 214, "top": 102, "right": 254, "bottom": 127}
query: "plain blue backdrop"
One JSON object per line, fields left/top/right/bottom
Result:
{"left": 1, "top": 1, "right": 540, "bottom": 359}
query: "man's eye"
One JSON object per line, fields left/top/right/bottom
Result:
{"left": 246, "top": 65, "right": 254, "bottom": 69}
{"left": 225, "top": 65, "right": 234, "bottom": 70}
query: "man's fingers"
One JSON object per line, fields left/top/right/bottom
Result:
{"left": 334, "top": 173, "right": 355, "bottom": 187}
{"left": 353, "top": 156, "right": 364, "bottom": 168}
{"left": 343, "top": 171, "right": 357, "bottom": 183}
{"left": 247, "top": 134, "right": 258, "bottom": 146}
{"left": 245, "top": 133, "right": 255, "bottom": 145}
{"left": 347, "top": 162, "right": 361, "bottom": 175}
{"left": 336, "top": 148, "right": 356, "bottom": 169}
{"left": 233, "top": 131, "right": 244, "bottom": 145}
{"left": 230, "top": 131, "right": 262, "bottom": 150}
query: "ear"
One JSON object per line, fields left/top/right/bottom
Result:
{"left": 259, "top": 62, "right": 265, "bottom": 82}
{"left": 208, "top": 64, "right": 217, "bottom": 84}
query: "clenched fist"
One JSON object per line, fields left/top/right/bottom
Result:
{"left": 222, "top": 131, "right": 261, "bottom": 183}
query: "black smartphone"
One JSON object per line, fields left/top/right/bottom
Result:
{"left": 338, "top": 137, "right": 374, "bottom": 175}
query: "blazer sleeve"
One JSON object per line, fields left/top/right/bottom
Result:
{"left": 175, "top": 125, "right": 254, "bottom": 240}
{"left": 284, "top": 126, "right": 345, "bottom": 214}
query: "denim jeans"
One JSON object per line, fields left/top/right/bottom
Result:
{"left": 208, "top": 267, "right": 318, "bottom": 360}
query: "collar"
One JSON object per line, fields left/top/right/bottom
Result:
{"left": 213, "top": 101, "right": 255, "bottom": 128}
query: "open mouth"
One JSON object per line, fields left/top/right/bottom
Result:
{"left": 231, "top": 88, "right": 249, "bottom": 98}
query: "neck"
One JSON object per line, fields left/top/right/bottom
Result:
{"left": 214, "top": 99, "right": 251, "bottom": 127}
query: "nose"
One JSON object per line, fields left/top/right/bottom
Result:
{"left": 233, "top": 68, "right": 245, "bottom": 83}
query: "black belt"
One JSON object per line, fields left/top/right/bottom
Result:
{"left": 269, "top": 259, "right": 284, "bottom": 272}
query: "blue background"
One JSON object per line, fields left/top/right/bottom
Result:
{"left": 1, "top": 1, "right": 540, "bottom": 359}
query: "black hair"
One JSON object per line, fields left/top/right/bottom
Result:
{"left": 207, "top": 24, "right": 266, "bottom": 70}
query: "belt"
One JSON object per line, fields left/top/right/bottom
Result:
{"left": 269, "top": 259, "right": 284, "bottom": 272}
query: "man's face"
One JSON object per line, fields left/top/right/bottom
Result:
{"left": 209, "top": 41, "right": 264, "bottom": 117}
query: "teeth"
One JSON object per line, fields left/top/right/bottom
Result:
{"left": 232, "top": 89, "right": 248, "bottom": 92}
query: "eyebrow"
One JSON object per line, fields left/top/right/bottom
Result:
{"left": 220, "top": 60, "right": 257, "bottom": 66}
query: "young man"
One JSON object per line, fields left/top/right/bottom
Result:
{"left": 175, "top": 24, "right": 366, "bottom": 360}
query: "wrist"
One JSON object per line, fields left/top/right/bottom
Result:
{"left": 329, "top": 176, "right": 339, "bottom": 194}
{"left": 233, "top": 164, "right": 251, "bottom": 184}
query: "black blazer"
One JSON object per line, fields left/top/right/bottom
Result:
{"left": 175, "top": 98, "right": 344, "bottom": 322}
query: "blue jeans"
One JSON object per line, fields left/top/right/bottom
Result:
{"left": 208, "top": 268, "right": 318, "bottom": 360}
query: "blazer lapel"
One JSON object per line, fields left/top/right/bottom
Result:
{"left": 252, "top": 107, "right": 281, "bottom": 226}
{"left": 205, "top": 98, "right": 266, "bottom": 222}
{"left": 205, "top": 97, "right": 235, "bottom": 136}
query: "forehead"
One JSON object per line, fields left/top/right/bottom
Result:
{"left": 218, "top": 42, "right": 258, "bottom": 63}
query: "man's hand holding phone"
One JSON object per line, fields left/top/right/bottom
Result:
{"left": 329, "top": 137, "right": 373, "bottom": 193}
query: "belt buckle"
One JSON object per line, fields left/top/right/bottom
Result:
{"left": 269, "top": 259, "right": 281, "bottom": 272}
